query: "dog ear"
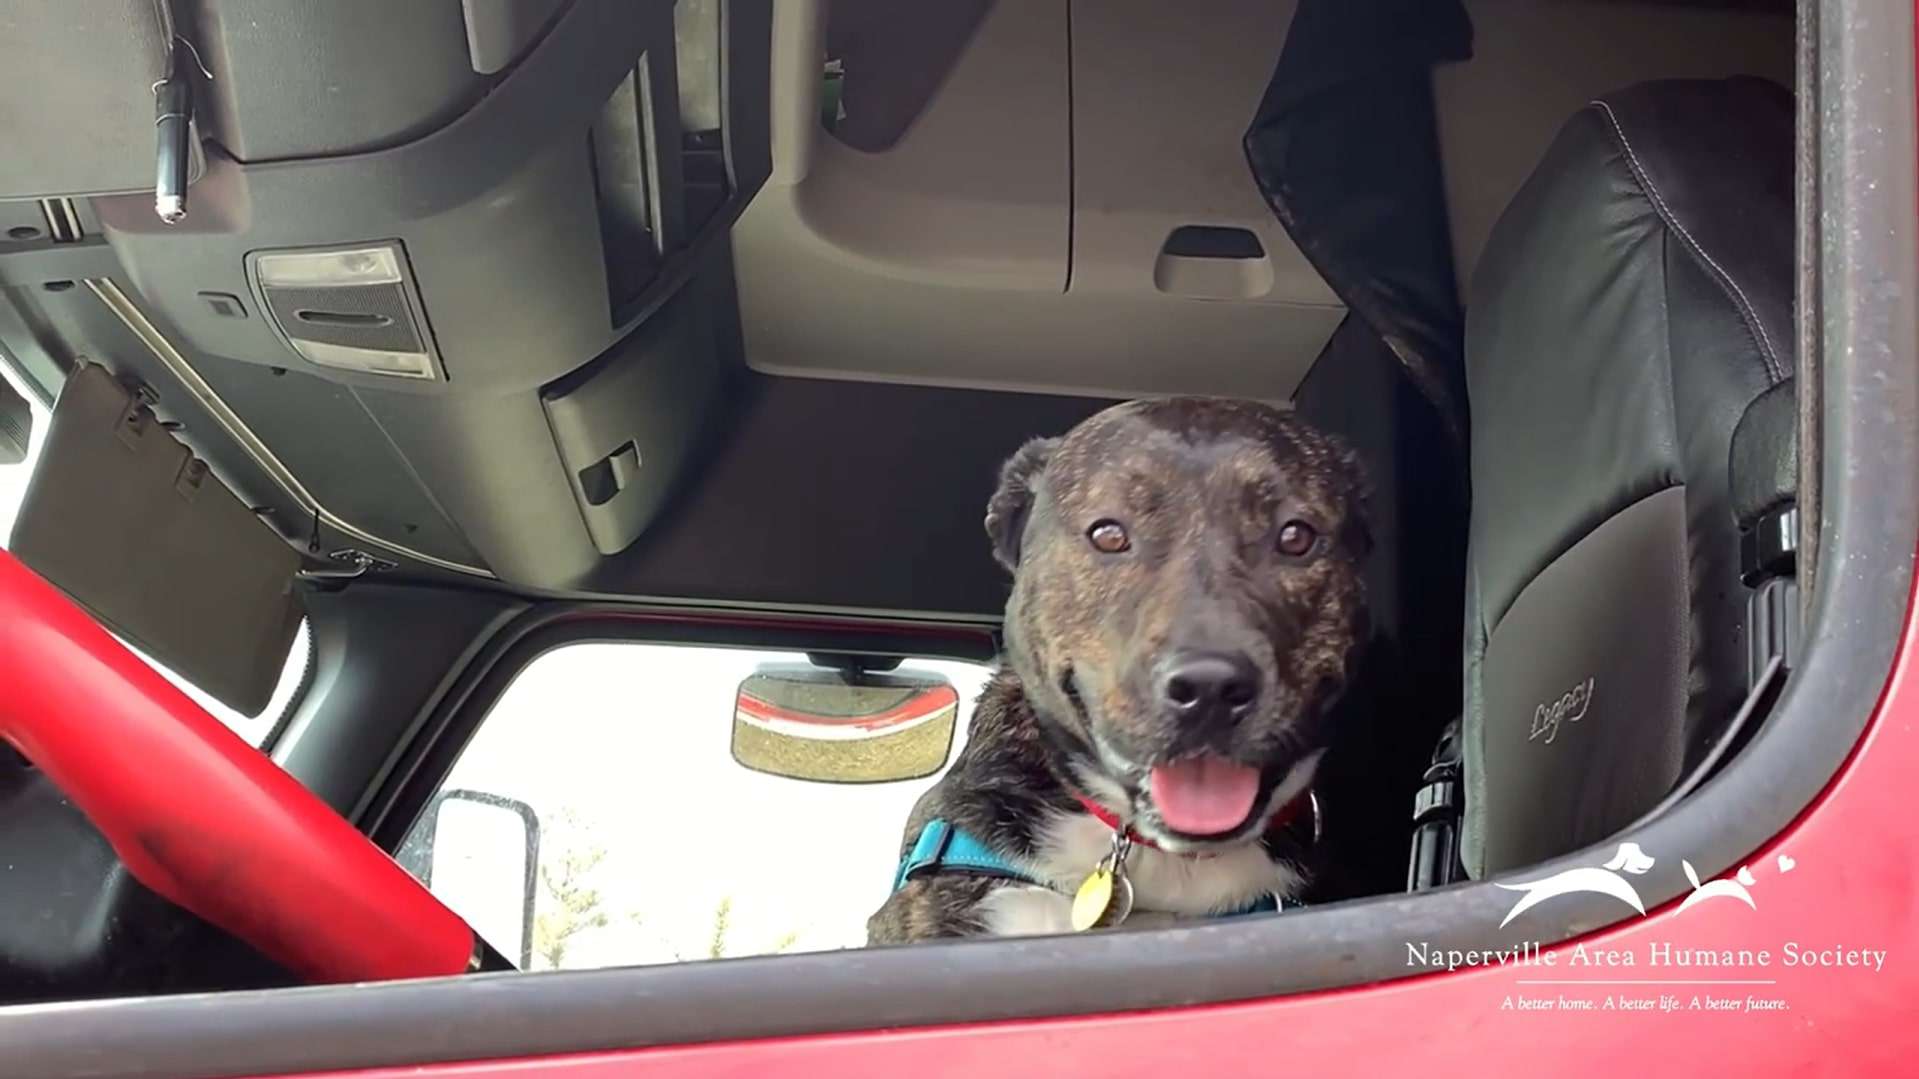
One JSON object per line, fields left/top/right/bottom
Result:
{"left": 984, "top": 437, "right": 1059, "bottom": 571}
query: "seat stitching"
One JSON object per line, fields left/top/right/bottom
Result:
{"left": 1589, "top": 100, "right": 1786, "bottom": 384}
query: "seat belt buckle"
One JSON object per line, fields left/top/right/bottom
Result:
{"left": 1407, "top": 718, "right": 1465, "bottom": 892}
{"left": 1740, "top": 504, "right": 1798, "bottom": 586}
{"left": 1748, "top": 577, "right": 1800, "bottom": 688}
{"left": 1741, "top": 501, "right": 1800, "bottom": 688}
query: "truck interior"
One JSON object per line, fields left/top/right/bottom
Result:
{"left": 1, "top": 0, "right": 1915, "bottom": 1075}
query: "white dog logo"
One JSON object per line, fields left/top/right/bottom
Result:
{"left": 1495, "top": 843, "right": 1774, "bottom": 927}
{"left": 1677, "top": 860, "right": 1757, "bottom": 913}
{"left": 1495, "top": 843, "right": 1655, "bottom": 928}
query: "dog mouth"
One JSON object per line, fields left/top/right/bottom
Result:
{"left": 1146, "top": 754, "right": 1263, "bottom": 836}
{"left": 1059, "top": 665, "right": 1291, "bottom": 842}
{"left": 1142, "top": 750, "right": 1324, "bottom": 850}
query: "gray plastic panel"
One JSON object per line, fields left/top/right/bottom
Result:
{"left": 1070, "top": 0, "right": 1329, "bottom": 308}
{"left": 542, "top": 273, "right": 731, "bottom": 556}
{"left": 279, "top": 586, "right": 529, "bottom": 817}
{"left": 0, "top": 204, "right": 55, "bottom": 246}
{"left": 188, "top": 0, "right": 489, "bottom": 163}
{"left": 190, "top": 358, "right": 483, "bottom": 570}
{"left": 95, "top": 7, "right": 681, "bottom": 395}
{"left": 351, "top": 386, "right": 598, "bottom": 585}
{"left": 737, "top": 0, "right": 1342, "bottom": 402}
{"left": 0, "top": 255, "right": 497, "bottom": 586}
{"left": 586, "top": 372, "right": 1114, "bottom": 616}
{"left": 461, "top": 0, "right": 571, "bottom": 74}
{"left": 821, "top": 0, "right": 994, "bottom": 153}
{"left": 61, "top": 0, "right": 772, "bottom": 589}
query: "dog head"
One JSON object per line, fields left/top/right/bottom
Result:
{"left": 987, "top": 397, "right": 1371, "bottom": 851}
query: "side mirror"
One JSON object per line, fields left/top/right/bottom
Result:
{"left": 732, "top": 660, "right": 960, "bottom": 784}
{"left": 396, "top": 789, "right": 540, "bottom": 969}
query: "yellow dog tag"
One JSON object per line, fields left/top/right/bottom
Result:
{"left": 1072, "top": 868, "right": 1116, "bottom": 931}
{"left": 1070, "top": 829, "right": 1135, "bottom": 932}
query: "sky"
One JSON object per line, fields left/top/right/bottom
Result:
{"left": 3, "top": 355, "right": 991, "bottom": 971}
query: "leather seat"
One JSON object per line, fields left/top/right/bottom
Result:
{"left": 1457, "top": 77, "right": 1796, "bottom": 878}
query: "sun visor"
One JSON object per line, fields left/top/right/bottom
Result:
{"left": 9, "top": 362, "right": 303, "bottom": 715}
{"left": 0, "top": 376, "right": 29, "bottom": 464}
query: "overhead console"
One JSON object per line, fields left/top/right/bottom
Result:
{"left": 0, "top": 0, "right": 771, "bottom": 588}
{"left": 733, "top": 0, "right": 1344, "bottom": 403}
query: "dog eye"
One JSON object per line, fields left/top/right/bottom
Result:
{"left": 1087, "top": 520, "right": 1131, "bottom": 554}
{"left": 1276, "top": 519, "right": 1318, "bottom": 557}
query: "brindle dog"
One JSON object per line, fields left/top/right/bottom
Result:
{"left": 868, "top": 397, "right": 1372, "bottom": 943}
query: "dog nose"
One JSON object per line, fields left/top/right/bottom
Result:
{"left": 1159, "top": 651, "right": 1261, "bottom": 721}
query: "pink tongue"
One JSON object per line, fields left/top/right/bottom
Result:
{"left": 1149, "top": 756, "right": 1261, "bottom": 835}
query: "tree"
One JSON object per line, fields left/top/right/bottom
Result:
{"left": 531, "top": 811, "right": 612, "bottom": 970}
{"left": 707, "top": 895, "right": 733, "bottom": 959}
{"left": 684, "top": 895, "right": 803, "bottom": 961}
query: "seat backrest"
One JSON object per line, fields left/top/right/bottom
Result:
{"left": 1460, "top": 78, "right": 1795, "bottom": 878}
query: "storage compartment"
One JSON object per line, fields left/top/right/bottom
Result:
{"left": 589, "top": 0, "right": 745, "bottom": 325}
{"left": 541, "top": 267, "right": 734, "bottom": 556}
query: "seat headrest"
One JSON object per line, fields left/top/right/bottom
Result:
{"left": 1587, "top": 77, "right": 1796, "bottom": 379}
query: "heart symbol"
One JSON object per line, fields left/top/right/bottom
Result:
{"left": 1777, "top": 854, "right": 1796, "bottom": 874}
{"left": 1736, "top": 866, "right": 1757, "bottom": 887}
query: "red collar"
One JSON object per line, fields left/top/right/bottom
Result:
{"left": 1071, "top": 787, "right": 1315, "bottom": 851}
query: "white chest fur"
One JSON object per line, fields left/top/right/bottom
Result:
{"left": 976, "top": 810, "right": 1304, "bottom": 937}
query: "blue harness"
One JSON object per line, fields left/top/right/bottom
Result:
{"left": 892, "top": 818, "right": 1302, "bottom": 917}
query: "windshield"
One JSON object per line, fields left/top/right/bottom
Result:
{"left": 399, "top": 641, "right": 993, "bottom": 967}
